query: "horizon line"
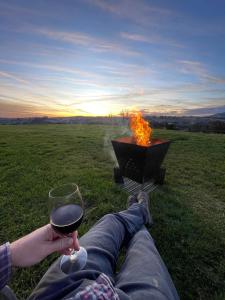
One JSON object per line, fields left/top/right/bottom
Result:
{"left": 0, "top": 113, "right": 223, "bottom": 120}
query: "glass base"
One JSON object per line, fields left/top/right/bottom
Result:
{"left": 60, "top": 246, "right": 87, "bottom": 274}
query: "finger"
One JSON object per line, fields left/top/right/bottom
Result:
{"left": 48, "top": 237, "right": 73, "bottom": 253}
{"left": 72, "top": 231, "right": 80, "bottom": 251}
{"left": 60, "top": 249, "right": 72, "bottom": 255}
{"left": 45, "top": 224, "right": 64, "bottom": 241}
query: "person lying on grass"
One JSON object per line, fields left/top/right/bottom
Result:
{"left": 0, "top": 192, "right": 179, "bottom": 300}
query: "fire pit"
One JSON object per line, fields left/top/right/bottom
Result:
{"left": 111, "top": 112, "right": 170, "bottom": 186}
{"left": 112, "top": 137, "right": 170, "bottom": 184}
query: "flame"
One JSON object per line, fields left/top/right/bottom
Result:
{"left": 129, "top": 111, "right": 152, "bottom": 146}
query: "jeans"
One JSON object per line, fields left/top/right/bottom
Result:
{"left": 29, "top": 203, "right": 179, "bottom": 300}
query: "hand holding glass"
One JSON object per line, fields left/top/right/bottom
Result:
{"left": 49, "top": 183, "right": 87, "bottom": 273}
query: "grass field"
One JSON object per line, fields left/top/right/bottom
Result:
{"left": 0, "top": 124, "right": 225, "bottom": 300}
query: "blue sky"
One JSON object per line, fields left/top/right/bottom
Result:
{"left": 0, "top": 0, "right": 225, "bottom": 117}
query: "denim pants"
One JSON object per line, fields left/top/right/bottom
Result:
{"left": 29, "top": 203, "right": 179, "bottom": 300}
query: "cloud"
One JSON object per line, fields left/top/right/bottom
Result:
{"left": 140, "top": 104, "right": 186, "bottom": 116}
{"left": 0, "top": 87, "right": 60, "bottom": 108}
{"left": 85, "top": 0, "right": 171, "bottom": 27}
{"left": 121, "top": 32, "right": 152, "bottom": 43}
{"left": 31, "top": 27, "right": 140, "bottom": 56}
{"left": 0, "top": 71, "right": 29, "bottom": 84}
{"left": 64, "top": 80, "right": 225, "bottom": 106}
{"left": 0, "top": 2, "right": 58, "bottom": 19}
{"left": 120, "top": 32, "right": 183, "bottom": 48}
{"left": 139, "top": 103, "right": 225, "bottom": 117}
{"left": 0, "top": 95, "right": 60, "bottom": 118}
{"left": 0, "top": 93, "right": 84, "bottom": 118}
{"left": 0, "top": 58, "right": 100, "bottom": 80}
{"left": 96, "top": 62, "right": 153, "bottom": 77}
{"left": 66, "top": 91, "right": 147, "bottom": 106}
{"left": 0, "top": 97, "right": 93, "bottom": 118}
{"left": 177, "top": 60, "right": 225, "bottom": 84}
{"left": 183, "top": 105, "right": 225, "bottom": 116}
{"left": 1, "top": 85, "right": 224, "bottom": 118}
{"left": 0, "top": 2, "right": 40, "bottom": 17}
{"left": 0, "top": 58, "right": 154, "bottom": 92}
{"left": 0, "top": 101, "right": 37, "bottom": 118}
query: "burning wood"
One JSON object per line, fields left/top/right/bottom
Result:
{"left": 129, "top": 111, "right": 152, "bottom": 146}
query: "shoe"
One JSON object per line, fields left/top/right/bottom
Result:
{"left": 127, "top": 195, "right": 137, "bottom": 208}
{"left": 137, "top": 191, "right": 153, "bottom": 226}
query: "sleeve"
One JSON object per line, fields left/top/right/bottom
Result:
{"left": 0, "top": 243, "right": 12, "bottom": 289}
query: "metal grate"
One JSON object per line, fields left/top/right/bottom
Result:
{"left": 117, "top": 177, "right": 158, "bottom": 195}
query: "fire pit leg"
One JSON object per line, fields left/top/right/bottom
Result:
{"left": 113, "top": 167, "right": 124, "bottom": 184}
{"left": 154, "top": 168, "right": 166, "bottom": 185}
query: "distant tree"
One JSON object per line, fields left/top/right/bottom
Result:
{"left": 120, "top": 109, "right": 129, "bottom": 120}
{"left": 166, "top": 123, "right": 177, "bottom": 130}
{"left": 30, "top": 117, "right": 48, "bottom": 124}
{"left": 189, "top": 123, "right": 203, "bottom": 132}
{"left": 207, "top": 121, "right": 225, "bottom": 133}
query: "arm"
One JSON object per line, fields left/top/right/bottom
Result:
{"left": 0, "top": 224, "right": 79, "bottom": 288}
{"left": 10, "top": 224, "right": 79, "bottom": 267}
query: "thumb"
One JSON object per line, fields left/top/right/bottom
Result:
{"left": 48, "top": 237, "right": 73, "bottom": 253}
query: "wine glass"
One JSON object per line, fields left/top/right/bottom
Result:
{"left": 49, "top": 183, "right": 87, "bottom": 273}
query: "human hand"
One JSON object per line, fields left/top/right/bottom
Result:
{"left": 9, "top": 224, "right": 80, "bottom": 267}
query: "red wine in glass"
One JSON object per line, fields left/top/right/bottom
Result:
{"left": 50, "top": 204, "right": 84, "bottom": 235}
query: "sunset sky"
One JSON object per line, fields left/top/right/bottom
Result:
{"left": 0, "top": 0, "right": 225, "bottom": 117}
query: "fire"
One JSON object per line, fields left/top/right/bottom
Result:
{"left": 129, "top": 111, "right": 152, "bottom": 146}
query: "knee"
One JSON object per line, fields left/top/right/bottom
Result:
{"left": 100, "top": 213, "right": 122, "bottom": 228}
{"left": 134, "top": 228, "right": 154, "bottom": 242}
{"left": 102, "top": 213, "right": 116, "bottom": 222}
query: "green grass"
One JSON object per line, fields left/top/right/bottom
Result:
{"left": 0, "top": 124, "right": 225, "bottom": 300}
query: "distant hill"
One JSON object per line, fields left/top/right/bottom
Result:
{"left": 0, "top": 114, "right": 225, "bottom": 133}
{"left": 211, "top": 111, "right": 225, "bottom": 119}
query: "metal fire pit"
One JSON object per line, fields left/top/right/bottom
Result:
{"left": 111, "top": 137, "right": 170, "bottom": 185}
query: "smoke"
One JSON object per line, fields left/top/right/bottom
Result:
{"left": 103, "top": 132, "right": 118, "bottom": 165}
{"left": 103, "top": 116, "right": 130, "bottom": 166}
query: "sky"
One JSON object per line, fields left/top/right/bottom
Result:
{"left": 0, "top": 0, "right": 225, "bottom": 118}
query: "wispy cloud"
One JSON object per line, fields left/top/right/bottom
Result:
{"left": 0, "top": 2, "right": 41, "bottom": 17}
{"left": 31, "top": 27, "right": 140, "bottom": 56}
{"left": 0, "top": 2, "right": 59, "bottom": 20}
{"left": 0, "top": 99, "right": 85, "bottom": 118}
{"left": 0, "top": 71, "right": 29, "bottom": 84}
{"left": 177, "top": 60, "right": 225, "bottom": 84}
{"left": 0, "top": 85, "right": 61, "bottom": 108}
{"left": 121, "top": 32, "right": 152, "bottom": 43}
{"left": 120, "top": 32, "right": 183, "bottom": 48}
{"left": 96, "top": 62, "right": 153, "bottom": 77}
{"left": 61, "top": 81, "right": 225, "bottom": 116}
{"left": 0, "top": 58, "right": 154, "bottom": 92}
{"left": 0, "top": 58, "right": 100, "bottom": 80}
{"left": 85, "top": 0, "right": 171, "bottom": 26}
{"left": 140, "top": 103, "right": 225, "bottom": 117}
{"left": 0, "top": 101, "right": 37, "bottom": 118}
{"left": 183, "top": 104, "right": 225, "bottom": 116}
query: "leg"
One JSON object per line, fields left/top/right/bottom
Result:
{"left": 79, "top": 201, "right": 149, "bottom": 277}
{"left": 115, "top": 227, "right": 179, "bottom": 300}
{"left": 29, "top": 202, "right": 147, "bottom": 300}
